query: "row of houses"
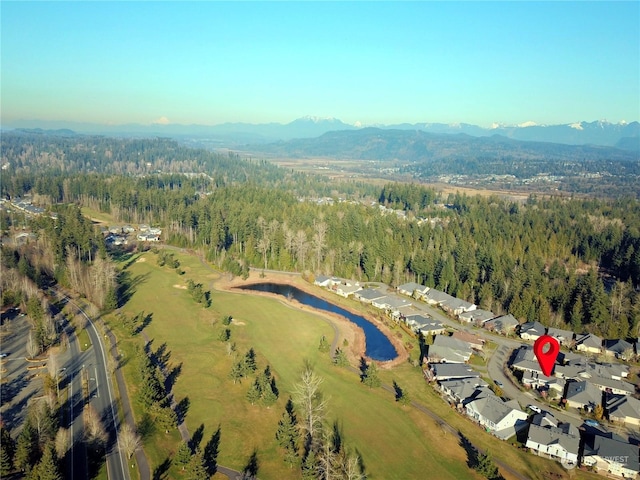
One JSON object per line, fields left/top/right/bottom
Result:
{"left": 518, "top": 321, "right": 639, "bottom": 361}
{"left": 525, "top": 413, "right": 639, "bottom": 478}
{"left": 510, "top": 344, "right": 639, "bottom": 427}
{"left": 430, "top": 363, "right": 639, "bottom": 478}
{"left": 103, "top": 224, "right": 162, "bottom": 244}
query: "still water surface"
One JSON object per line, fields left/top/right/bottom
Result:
{"left": 239, "top": 283, "right": 398, "bottom": 361}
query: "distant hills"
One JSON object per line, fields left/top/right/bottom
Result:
{"left": 249, "top": 128, "right": 639, "bottom": 164}
{"left": 3, "top": 117, "right": 639, "bottom": 151}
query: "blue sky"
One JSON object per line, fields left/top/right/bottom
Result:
{"left": 2, "top": 1, "right": 638, "bottom": 127}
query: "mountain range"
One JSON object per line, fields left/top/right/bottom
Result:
{"left": 248, "top": 128, "right": 639, "bottom": 164}
{"left": 4, "top": 116, "right": 639, "bottom": 151}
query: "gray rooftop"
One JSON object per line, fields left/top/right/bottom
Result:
{"left": 527, "top": 424, "right": 580, "bottom": 455}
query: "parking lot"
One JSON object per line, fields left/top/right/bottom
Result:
{"left": 0, "top": 311, "right": 46, "bottom": 435}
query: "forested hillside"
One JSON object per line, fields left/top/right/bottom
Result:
{"left": 2, "top": 134, "right": 640, "bottom": 340}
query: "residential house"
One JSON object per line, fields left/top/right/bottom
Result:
{"left": 427, "top": 335, "right": 473, "bottom": 363}
{"left": 593, "top": 362, "right": 629, "bottom": 381}
{"left": 522, "top": 371, "right": 565, "bottom": 393}
{"left": 525, "top": 423, "right": 580, "bottom": 466}
{"left": 137, "top": 233, "right": 160, "bottom": 242}
{"left": 575, "top": 333, "right": 603, "bottom": 355}
{"left": 354, "top": 288, "right": 386, "bottom": 304}
{"left": 588, "top": 375, "right": 635, "bottom": 396}
{"left": 604, "top": 339, "right": 634, "bottom": 360}
{"left": 465, "top": 394, "right": 528, "bottom": 440}
{"left": 546, "top": 327, "right": 574, "bottom": 346}
{"left": 406, "top": 315, "right": 446, "bottom": 336}
{"left": 582, "top": 435, "right": 640, "bottom": 479}
{"left": 484, "top": 314, "right": 519, "bottom": 335}
{"left": 394, "top": 304, "right": 420, "bottom": 321}
{"left": 564, "top": 381, "right": 602, "bottom": 411}
{"left": 396, "top": 282, "right": 429, "bottom": 298}
{"left": 430, "top": 363, "right": 480, "bottom": 382}
{"left": 439, "top": 378, "right": 488, "bottom": 406}
{"left": 441, "top": 297, "right": 476, "bottom": 316}
{"left": 531, "top": 412, "right": 559, "bottom": 428}
{"left": 372, "top": 295, "right": 410, "bottom": 315}
{"left": 423, "top": 288, "right": 454, "bottom": 307}
{"left": 452, "top": 331, "right": 485, "bottom": 351}
{"left": 606, "top": 395, "right": 640, "bottom": 428}
{"left": 336, "top": 283, "right": 362, "bottom": 298}
{"left": 314, "top": 275, "right": 335, "bottom": 288}
{"left": 458, "top": 308, "right": 496, "bottom": 325}
{"left": 519, "top": 321, "right": 547, "bottom": 341}
{"left": 511, "top": 345, "right": 547, "bottom": 376}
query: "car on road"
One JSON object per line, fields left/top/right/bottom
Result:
{"left": 0, "top": 353, "right": 8, "bottom": 358}
{"left": 494, "top": 380, "right": 503, "bottom": 387}
{"left": 528, "top": 405, "right": 542, "bottom": 413}
{"left": 584, "top": 419, "right": 600, "bottom": 427}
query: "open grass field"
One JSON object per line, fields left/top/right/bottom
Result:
{"left": 107, "top": 249, "right": 600, "bottom": 480}
{"left": 107, "top": 251, "right": 486, "bottom": 479}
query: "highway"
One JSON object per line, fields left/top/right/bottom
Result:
{"left": 55, "top": 291, "right": 130, "bottom": 480}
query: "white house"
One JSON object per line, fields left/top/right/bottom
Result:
{"left": 574, "top": 333, "right": 603, "bottom": 355}
{"left": 336, "top": 283, "right": 362, "bottom": 298}
{"left": 606, "top": 395, "right": 640, "bottom": 428}
{"left": 525, "top": 423, "right": 580, "bottom": 466}
{"left": 484, "top": 314, "right": 519, "bottom": 335}
{"left": 396, "top": 282, "right": 429, "bottom": 298}
{"left": 582, "top": 435, "right": 640, "bottom": 479}
{"left": 519, "top": 321, "right": 546, "bottom": 341}
{"left": 465, "top": 394, "right": 528, "bottom": 440}
{"left": 546, "top": 327, "right": 574, "bottom": 346}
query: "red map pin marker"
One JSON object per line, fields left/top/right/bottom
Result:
{"left": 533, "top": 335, "right": 559, "bottom": 377}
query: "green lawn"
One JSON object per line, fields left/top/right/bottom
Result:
{"left": 107, "top": 250, "right": 598, "bottom": 480}
{"left": 107, "top": 251, "right": 483, "bottom": 479}
{"left": 77, "top": 328, "right": 92, "bottom": 352}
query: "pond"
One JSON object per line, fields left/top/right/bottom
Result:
{"left": 238, "top": 283, "right": 398, "bottom": 361}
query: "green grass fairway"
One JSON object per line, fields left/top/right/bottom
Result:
{"left": 109, "top": 250, "right": 599, "bottom": 480}
{"left": 109, "top": 251, "right": 483, "bottom": 479}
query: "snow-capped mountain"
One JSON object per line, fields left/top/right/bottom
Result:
{"left": 3, "top": 118, "right": 638, "bottom": 150}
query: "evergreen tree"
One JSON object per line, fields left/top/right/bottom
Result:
{"left": 301, "top": 450, "right": 318, "bottom": 480}
{"left": 218, "top": 328, "right": 231, "bottom": 342}
{"left": 0, "top": 427, "right": 15, "bottom": 469}
{"left": 242, "top": 348, "right": 257, "bottom": 374}
{"left": 203, "top": 427, "right": 221, "bottom": 476}
{"left": 185, "top": 449, "right": 208, "bottom": 480}
{"left": 361, "top": 362, "right": 381, "bottom": 388}
{"left": 14, "top": 421, "right": 38, "bottom": 472}
{"left": 246, "top": 380, "right": 262, "bottom": 405}
{"left": 229, "top": 361, "right": 245, "bottom": 384}
{"left": 174, "top": 441, "right": 192, "bottom": 471}
{"left": 32, "top": 443, "right": 62, "bottom": 480}
{"left": 262, "top": 383, "right": 278, "bottom": 408}
{"left": 475, "top": 451, "right": 500, "bottom": 480}
{"left": 333, "top": 348, "right": 349, "bottom": 367}
{"left": 138, "top": 354, "right": 165, "bottom": 408}
{"left": 0, "top": 444, "right": 13, "bottom": 476}
{"left": 318, "top": 335, "right": 330, "bottom": 353}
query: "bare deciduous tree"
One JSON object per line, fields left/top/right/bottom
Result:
{"left": 27, "top": 330, "right": 39, "bottom": 358}
{"left": 55, "top": 428, "right": 71, "bottom": 459}
{"left": 292, "top": 364, "right": 328, "bottom": 448}
{"left": 85, "top": 405, "right": 108, "bottom": 446}
{"left": 119, "top": 423, "right": 141, "bottom": 459}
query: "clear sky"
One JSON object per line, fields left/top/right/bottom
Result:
{"left": 2, "top": 1, "right": 638, "bottom": 127}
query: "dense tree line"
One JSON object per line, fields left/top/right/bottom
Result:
{"left": 3, "top": 134, "right": 640, "bottom": 339}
